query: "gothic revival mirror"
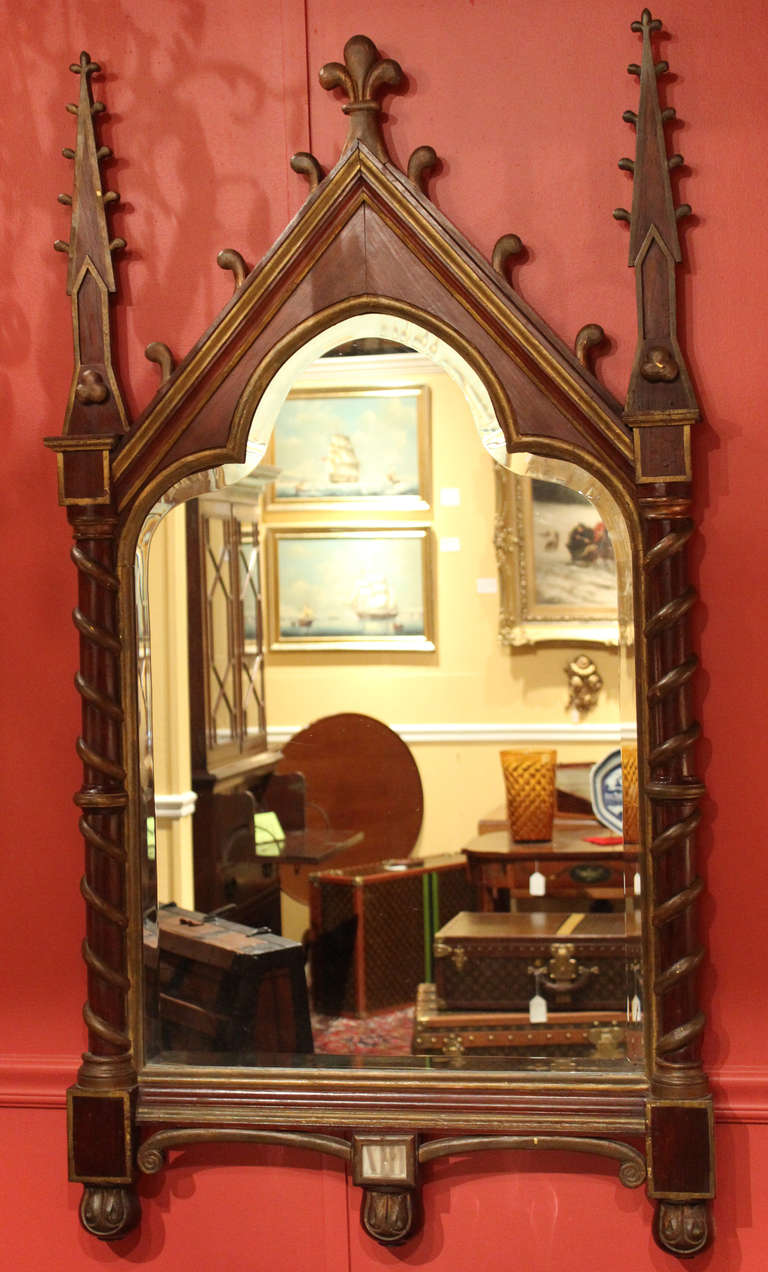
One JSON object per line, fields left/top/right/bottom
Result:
{"left": 48, "top": 13, "right": 714, "bottom": 1257}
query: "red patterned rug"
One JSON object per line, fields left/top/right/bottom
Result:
{"left": 311, "top": 1005, "right": 415, "bottom": 1055}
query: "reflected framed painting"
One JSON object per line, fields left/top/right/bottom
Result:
{"left": 265, "top": 527, "right": 435, "bottom": 651}
{"left": 266, "top": 386, "right": 431, "bottom": 512}
{"left": 495, "top": 466, "right": 621, "bottom": 646}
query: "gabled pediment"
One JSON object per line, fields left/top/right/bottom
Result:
{"left": 113, "top": 141, "right": 632, "bottom": 512}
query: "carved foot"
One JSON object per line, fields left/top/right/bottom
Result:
{"left": 80, "top": 1185, "right": 140, "bottom": 1241}
{"left": 654, "top": 1201, "right": 709, "bottom": 1257}
{"left": 361, "top": 1188, "right": 416, "bottom": 1245}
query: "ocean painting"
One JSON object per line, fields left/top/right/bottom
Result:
{"left": 268, "top": 530, "right": 434, "bottom": 651}
{"left": 269, "top": 387, "right": 429, "bottom": 507}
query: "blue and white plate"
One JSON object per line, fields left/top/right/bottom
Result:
{"left": 590, "top": 749, "right": 623, "bottom": 833}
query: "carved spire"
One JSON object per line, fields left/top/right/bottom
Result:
{"left": 616, "top": 11, "right": 698, "bottom": 457}
{"left": 616, "top": 10, "right": 688, "bottom": 265}
{"left": 55, "top": 51, "right": 128, "bottom": 438}
{"left": 319, "top": 35, "right": 403, "bottom": 164}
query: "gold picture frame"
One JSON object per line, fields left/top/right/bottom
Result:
{"left": 265, "top": 385, "right": 431, "bottom": 513}
{"left": 265, "top": 526, "right": 435, "bottom": 652}
{"left": 495, "top": 464, "right": 622, "bottom": 647}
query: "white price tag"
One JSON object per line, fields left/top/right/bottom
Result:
{"left": 439, "top": 486, "right": 461, "bottom": 507}
{"left": 439, "top": 536, "right": 461, "bottom": 552}
{"left": 476, "top": 577, "right": 498, "bottom": 594}
{"left": 633, "top": 871, "right": 642, "bottom": 896}
{"left": 529, "top": 870, "right": 546, "bottom": 896}
{"left": 529, "top": 994, "right": 548, "bottom": 1024}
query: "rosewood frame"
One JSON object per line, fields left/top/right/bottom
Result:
{"left": 47, "top": 15, "right": 713, "bottom": 1258}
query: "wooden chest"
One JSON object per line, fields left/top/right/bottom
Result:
{"left": 156, "top": 904, "right": 312, "bottom": 1057}
{"left": 309, "top": 855, "right": 476, "bottom": 1017}
{"left": 412, "top": 983, "right": 637, "bottom": 1062}
{"left": 433, "top": 910, "right": 642, "bottom": 1013}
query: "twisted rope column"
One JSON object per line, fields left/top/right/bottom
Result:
{"left": 70, "top": 514, "right": 134, "bottom": 1088}
{"left": 640, "top": 493, "right": 707, "bottom": 1096}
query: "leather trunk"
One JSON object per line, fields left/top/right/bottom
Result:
{"left": 309, "top": 854, "right": 476, "bottom": 1017}
{"left": 412, "top": 983, "right": 639, "bottom": 1061}
{"left": 433, "top": 910, "right": 641, "bottom": 1013}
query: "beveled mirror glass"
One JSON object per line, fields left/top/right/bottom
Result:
{"left": 137, "top": 316, "right": 639, "bottom": 1073}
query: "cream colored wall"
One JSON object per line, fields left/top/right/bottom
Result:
{"left": 410, "top": 739, "right": 612, "bottom": 861}
{"left": 147, "top": 504, "right": 195, "bottom": 908}
{"left": 146, "top": 360, "right": 630, "bottom": 930}
{"left": 263, "top": 363, "right": 624, "bottom": 865}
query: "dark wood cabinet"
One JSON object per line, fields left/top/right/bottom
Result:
{"left": 185, "top": 480, "right": 282, "bottom": 927}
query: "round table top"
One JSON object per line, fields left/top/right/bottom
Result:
{"left": 276, "top": 712, "right": 424, "bottom": 903}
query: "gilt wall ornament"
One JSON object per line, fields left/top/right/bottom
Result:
{"left": 565, "top": 653, "right": 604, "bottom": 717}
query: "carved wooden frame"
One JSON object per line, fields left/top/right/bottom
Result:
{"left": 47, "top": 14, "right": 713, "bottom": 1258}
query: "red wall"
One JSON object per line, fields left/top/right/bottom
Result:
{"left": 3, "top": 0, "right": 766, "bottom": 1266}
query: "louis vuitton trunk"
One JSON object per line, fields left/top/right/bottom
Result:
{"left": 432, "top": 910, "right": 642, "bottom": 1013}
{"left": 411, "top": 982, "right": 636, "bottom": 1061}
{"left": 309, "top": 854, "right": 476, "bottom": 1016}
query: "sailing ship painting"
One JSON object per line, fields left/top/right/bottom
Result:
{"left": 269, "top": 388, "right": 429, "bottom": 506}
{"left": 326, "top": 433, "right": 360, "bottom": 484}
{"left": 272, "top": 531, "right": 432, "bottom": 649}
{"left": 353, "top": 576, "right": 398, "bottom": 623}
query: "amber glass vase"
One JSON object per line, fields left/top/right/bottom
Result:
{"left": 499, "top": 749, "right": 557, "bottom": 842}
{"left": 621, "top": 743, "right": 640, "bottom": 845}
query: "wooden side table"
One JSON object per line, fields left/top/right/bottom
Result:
{"left": 463, "top": 819, "right": 640, "bottom": 910}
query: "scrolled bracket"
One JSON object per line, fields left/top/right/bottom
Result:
{"left": 145, "top": 341, "right": 175, "bottom": 384}
{"left": 654, "top": 1200, "right": 709, "bottom": 1257}
{"left": 216, "top": 248, "right": 249, "bottom": 293}
{"left": 406, "top": 145, "right": 438, "bottom": 194}
{"left": 418, "top": 1135, "right": 647, "bottom": 1189}
{"left": 291, "top": 151, "right": 324, "bottom": 191}
{"left": 137, "top": 1127, "right": 353, "bottom": 1175}
{"left": 574, "top": 323, "right": 608, "bottom": 375}
{"left": 492, "top": 233, "right": 524, "bottom": 287}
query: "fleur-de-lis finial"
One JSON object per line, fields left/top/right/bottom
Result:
{"left": 631, "top": 7, "right": 662, "bottom": 35}
{"left": 319, "top": 35, "right": 403, "bottom": 164}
